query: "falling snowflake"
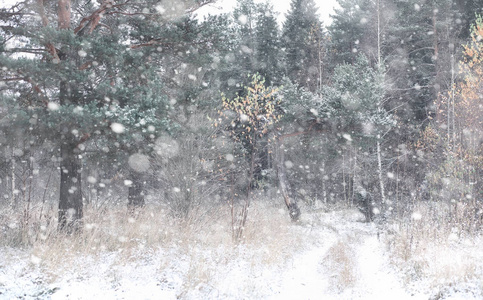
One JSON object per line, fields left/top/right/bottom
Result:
{"left": 411, "top": 212, "right": 422, "bottom": 220}
{"left": 284, "top": 161, "right": 293, "bottom": 169}
{"left": 78, "top": 50, "right": 87, "bottom": 57}
{"left": 110, "top": 123, "right": 125, "bottom": 134}
{"left": 342, "top": 133, "right": 353, "bottom": 142}
{"left": 238, "top": 14, "right": 248, "bottom": 25}
{"left": 128, "top": 153, "right": 150, "bottom": 172}
{"left": 48, "top": 102, "right": 60, "bottom": 111}
{"left": 154, "top": 135, "right": 179, "bottom": 158}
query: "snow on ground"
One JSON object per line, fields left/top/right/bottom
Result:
{"left": 348, "top": 234, "right": 425, "bottom": 300}
{"left": 273, "top": 210, "right": 426, "bottom": 300}
{"left": 0, "top": 209, "right": 480, "bottom": 299}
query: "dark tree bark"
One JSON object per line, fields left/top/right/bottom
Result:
{"left": 58, "top": 140, "right": 83, "bottom": 232}
{"left": 275, "top": 138, "right": 300, "bottom": 221}
{"left": 128, "top": 171, "right": 145, "bottom": 212}
{"left": 254, "top": 138, "right": 269, "bottom": 184}
{"left": 56, "top": 0, "right": 85, "bottom": 232}
{"left": 355, "top": 187, "right": 374, "bottom": 223}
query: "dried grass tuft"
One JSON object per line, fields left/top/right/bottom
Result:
{"left": 386, "top": 201, "right": 483, "bottom": 294}
{"left": 322, "top": 239, "right": 357, "bottom": 293}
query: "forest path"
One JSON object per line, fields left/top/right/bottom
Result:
{"left": 272, "top": 210, "right": 426, "bottom": 300}
{"left": 344, "top": 226, "right": 426, "bottom": 299}
{"left": 0, "top": 209, "right": 430, "bottom": 300}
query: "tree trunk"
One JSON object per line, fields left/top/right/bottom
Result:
{"left": 58, "top": 140, "right": 83, "bottom": 232}
{"left": 235, "top": 143, "right": 256, "bottom": 241}
{"left": 57, "top": 0, "right": 71, "bottom": 29}
{"left": 11, "top": 149, "right": 17, "bottom": 209}
{"left": 321, "top": 160, "right": 327, "bottom": 205}
{"left": 376, "top": 137, "right": 386, "bottom": 212}
{"left": 275, "top": 138, "right": 300, "bottom": 221}
{"left": 254, "top": 138, "right": 269, "bottom": 186}
{"left": 56, "top": 0, "right": 84, "bottom": 233}
{"left": 58, "top": 77, "right": 84, "bottom": 232}
{"left": 128, "top": 171, "right": 145, "bottom": 212}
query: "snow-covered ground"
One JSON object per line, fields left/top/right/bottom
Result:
{"left": 1, "top": 208, "right": 482, "bottom": 299}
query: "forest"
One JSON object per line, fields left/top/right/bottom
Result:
{"left": 1, "top": 0, "right": 483, "bottom": 298}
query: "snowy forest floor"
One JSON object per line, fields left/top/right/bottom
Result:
{"left": 1, "top": 201, "right": 483, "bottom": 299}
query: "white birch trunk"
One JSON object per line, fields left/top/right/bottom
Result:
{"left": 322, "top": 160, "right": 327, "bottom": 204}
{"left": 377, "top": 136, "right": 386, "bottom": 205}
{"left": 11, "top": 155, "right": 16, "bottom": 208}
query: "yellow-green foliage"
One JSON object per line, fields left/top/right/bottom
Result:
{"left": 217, "top": 73, "right": 282, "bottom": 146}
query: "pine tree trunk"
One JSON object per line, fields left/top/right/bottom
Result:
{"left": 57, "top": 80, "right": 84, "bottom": 232}
{"left": 58, "top": 140, "right": 83, "bottom": 232}
{"left": 56, "top": 0, "right": 84, "bottom": 232}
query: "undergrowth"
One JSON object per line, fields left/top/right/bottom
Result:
{"left": 385, "top": 200, "right": 483, "bottom": 298}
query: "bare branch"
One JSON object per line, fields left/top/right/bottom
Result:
{"left": 4, "top": 77, "right": 27, "bottom": 82}
{"left": 0, "top": 12, "right": 36, "bottom": 17}
{"left": 105, "top": 11, "right": 157, "bottom": 17}
{"left": 74, "top": 0, "right": 132, "bottom": 36}
{"left": 4, "top": 70, "right": 49, "bottom": 105}
{"left": 184, "top": 0, "right": 216, "bottom": 15}
{"left": 5, "top": 48, "right": 47, "bottom": 54}
{"left": 130, "top": 38, "right": 215, "bottom": 49}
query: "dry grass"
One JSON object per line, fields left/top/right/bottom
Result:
{"left": 0, "top": 197, "right": 304, "bottom": 294}
{"left": 0, "top": 202, "right": 232, "bottom": 247}
{"left": 241, "top": 198, "right": 304, "bottom": 263}
{"left": 321, "top": 239, "right": 357, "bottom": 293}
{"left": 385, "top": 201, "right": 483, "bottom": 295}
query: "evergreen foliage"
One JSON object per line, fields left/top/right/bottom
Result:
{"left": 282, "top": 0, "right": 324, "bottom": 91}
{"left": 255, "top": 2, "right": 282, "bottom": 86}
{"left": 320, "top": 55, "right": 393, "bottom": 139}
{"left": 0, "top": 0, "right": 221, "bottom": 229}
{"left": 1, "top": 0, "right": 483, "bottom": 234}
{"left": 329, "top": 0, "right": 376, "bottom": 66}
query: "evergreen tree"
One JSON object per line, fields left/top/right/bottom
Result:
{"left": 255, "top": 2, "right": 282, "bottom": 86}
{"left": 319, "top": 55, "right": 394, "bottom": 212}
{"left": 282, "top": 0, "right": 325, "bottom": 91}
{"left": 218, "top": 0, "right": 283, "bottom": 96}
{"left": 0, "top": 0, "right": 218, "bottom": 231}
{"left": 328, "top": 0, "right": 376, "bottom": 66}
{"left": 384, "top": 0, "right": 459, "bottom": 135}
{"left": 229, "top": 0, "right": 260, "bottom": 94}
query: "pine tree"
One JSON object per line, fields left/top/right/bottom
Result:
{"left": 255, "top": 2, "right": 282, "bottom": 86}
{"left": 328, "top": 0, "right": 377, "bottom": 66}
{"left": 320, "top": 55, "right": 394, "bottom": 215}
{"left": 384, "top": 0, "right": 458, "bottom": 134}
{"left": 0, "top": 0, "right": 218, "bottom": 231}
{"left": 219, "top": 0, "right": 283, "bottom": 96}
{"left": 282, "top": 0, "right": 325, "bottom": 91}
